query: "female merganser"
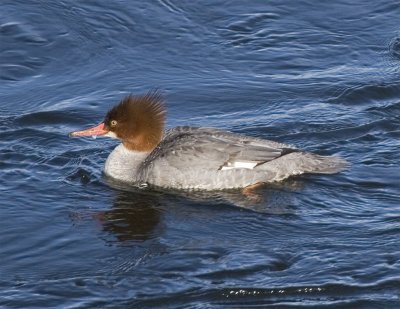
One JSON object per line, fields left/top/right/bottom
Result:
{"left": 70, "top": 92, "right": 347, "bottom": 190}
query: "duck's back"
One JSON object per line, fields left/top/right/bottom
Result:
{"left": 138, "top": 126, "right": 347, "bottom": 190}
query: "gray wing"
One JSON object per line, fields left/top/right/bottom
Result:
{"left": 138, "top": 126, "right": 298, "bottom": 174}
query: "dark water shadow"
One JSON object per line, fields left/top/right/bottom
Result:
{"left": 71, "top": 177, "right": 303, "bottom": 246}
{"left": 69, "top": 185, "right": 164, "bottom": 246}
{"left": 98, "top": 190, "right": 163, "bottom": 244}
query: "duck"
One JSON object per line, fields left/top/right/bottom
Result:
{"left": 70, "top": 91, "right": 347, "bottom": 191}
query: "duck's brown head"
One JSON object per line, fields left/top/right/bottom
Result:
{"left": 70, "top": 91, "right": 166, "bottom": 152}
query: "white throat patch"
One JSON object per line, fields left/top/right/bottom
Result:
{"left": 104, "top": 131, "right": 118, "bottom": 139}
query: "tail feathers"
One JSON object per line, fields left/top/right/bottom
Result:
{"left": 260, "top": 152, "right": 349, "bottom": 182}
{"left": 305, "top": 153, "right": 349, "bottom": 174}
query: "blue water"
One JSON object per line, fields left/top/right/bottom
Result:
{"left": 1, "top": 1, "right": 399, "bottom": 308}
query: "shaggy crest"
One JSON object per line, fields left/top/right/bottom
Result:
{"left": 104, "top": 91, "right": 166, "bottom": 151}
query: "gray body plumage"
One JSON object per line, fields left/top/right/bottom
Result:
{"left": 104, "top": 126, "right": 347, "bottom": 190}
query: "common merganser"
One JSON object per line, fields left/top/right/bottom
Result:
{"left": 70, "top": 92, "right": 347, "bottom": 190}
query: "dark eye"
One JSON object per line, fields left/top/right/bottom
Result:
{"left": 110, "top": 120, "right": 118, "bottom": 127}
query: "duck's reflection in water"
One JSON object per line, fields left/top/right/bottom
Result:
{"left": 74, "top": 178, "right": 302, "bottom": 245}
{"left": 98, "top": 189, "right": 163, "bottom": 244}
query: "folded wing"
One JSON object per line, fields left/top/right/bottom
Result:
{"left": 138, "top": 127, "right": 298, "bottom": 174}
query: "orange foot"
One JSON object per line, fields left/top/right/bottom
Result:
{"left": 241, "top": 182, "right": 265, "bottom": 203}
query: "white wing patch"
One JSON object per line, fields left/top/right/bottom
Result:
{"left": 220, "top": 160, "right": 259, "bottom": 171}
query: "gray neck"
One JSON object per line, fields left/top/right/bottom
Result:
{"left": 104, "top": 144, "right": 150, "bottom": 183}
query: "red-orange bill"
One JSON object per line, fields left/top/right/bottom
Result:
{"left": 69, "top": 122, "right": 108, "bottom": 137}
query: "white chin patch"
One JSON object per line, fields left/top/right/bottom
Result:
{"left": 104, "top": 131, "right": 118, "bottom": 139}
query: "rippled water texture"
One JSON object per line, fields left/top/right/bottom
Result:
{"left": 1, "top": 1, "right": 400, "bottom": 308}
